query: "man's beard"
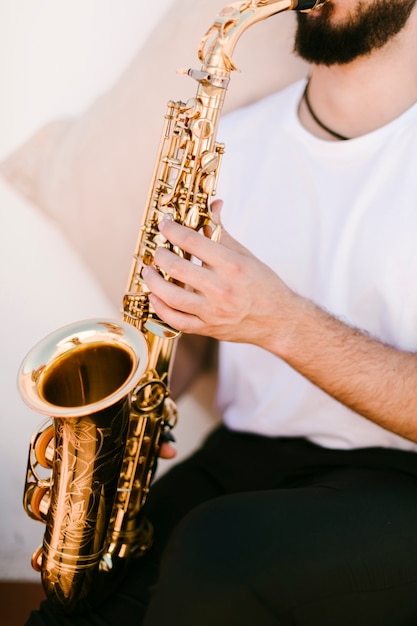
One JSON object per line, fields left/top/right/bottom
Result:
{"left": 294, "top": 0, "right": 417, "bottom": 65}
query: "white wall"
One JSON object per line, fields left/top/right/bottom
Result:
{"left": 0, "top": 0, "right": 174, "bottom": 159}
{"left": 0, "top": 0, "right": 174, "bottom": 581}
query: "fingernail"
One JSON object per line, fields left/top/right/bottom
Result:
{"left": 159, "top": 217, "right": 173, "bottom": 231}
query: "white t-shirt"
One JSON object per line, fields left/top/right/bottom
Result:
{"left": 215, "top": 79, "right": 417, "bottom": 451}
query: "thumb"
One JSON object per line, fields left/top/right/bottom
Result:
{"left": 205, "top": 198, "right": 223, "bottom": 243}
{"left": 210, "top": 198, "right": 223, "bottom": 226}
{"left": 207, "top": 199, "right": 250, "bottom": 255}
{"left": 209, "top": 198, "right": 251, "bottom": 255}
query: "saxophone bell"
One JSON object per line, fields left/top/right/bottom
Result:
{"left": 19, "top": 319, "right": 149, "bottom": 612}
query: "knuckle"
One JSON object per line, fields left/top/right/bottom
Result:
{"left": 226, "top": 257, "right": 245, "bottom": 278}
{"left": 180, "top": 227, "right": 198, "bottom": 250}
{"left": 154, "top": 246, "right": 170, "bottom": 266}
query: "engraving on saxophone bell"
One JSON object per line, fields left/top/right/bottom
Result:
{"left": 19, "top": 0, "right": 325, "bottom": 612}
{"left": 19, "top": 320, "right": 149, "bottom": 611}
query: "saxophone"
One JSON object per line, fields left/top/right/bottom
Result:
{"left": 18, "top": 0, "right": 323, "bottom": 613}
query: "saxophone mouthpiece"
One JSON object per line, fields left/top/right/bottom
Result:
{"left": 295, "top": 0, "right": 327, "bottom": 10}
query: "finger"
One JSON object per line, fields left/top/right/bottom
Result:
{"left": 159, "top": 442, "right": 177, "bottom": 459}
{"left": 208, "top": 199, "right": 251, "bottom": 255}
{"left": 210, "top": 199, "right": 223, "bottom": 227}
{"left": 159, "top": 217, "right": 249, "bottom": 265}
{"left": 204, "top": 199, "right": 223, "bottom": 242}
{"left": 143, "top": 263, "right": 205, "bottom": 312}
{"left": 159, "top": 219, "right": 216, "bottom": 263}
{"left": 153, "top": 246, "right": 208, "bottom": 290}
{"left": 149, "top": 292, "right": 206, "bottom": 334}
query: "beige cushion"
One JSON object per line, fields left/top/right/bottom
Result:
{"left": 0, "top": 0, "right": 307, "bottom": 304}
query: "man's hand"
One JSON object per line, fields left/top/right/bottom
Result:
{"left": 143, "top": 201, "right": 417, "bottom": 443}
{"left": 142, "top": 200, "right": 301, "bottom": 354}
{"left": 159, "top": 442, "right": 177, "bottom": 459}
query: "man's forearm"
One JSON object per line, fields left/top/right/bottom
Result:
{"left": 276, "top": 297, "right": 417, "bottom": 442}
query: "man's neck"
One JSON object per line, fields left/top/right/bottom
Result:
{"left": 298, "top": 8, "right": 417, "bottom": 141}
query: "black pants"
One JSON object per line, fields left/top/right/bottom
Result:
{"left": 27, "top": 427, "right": 417, "bottom": 626}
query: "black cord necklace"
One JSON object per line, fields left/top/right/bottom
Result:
{"left": 303, "top": 80, "right": 349, "bottom": 141}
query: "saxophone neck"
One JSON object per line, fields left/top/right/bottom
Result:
{"left": 196, "top": 0, "right": 324, "bottom": 79}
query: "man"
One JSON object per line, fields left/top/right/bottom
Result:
{"left": 27, "top": 0, "right": 417, "bottom": 624}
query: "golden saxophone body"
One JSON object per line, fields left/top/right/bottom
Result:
{"left": 18, "top": 0, "right": 324, "bottom": 613}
